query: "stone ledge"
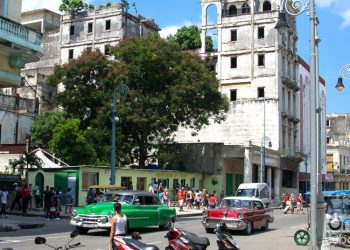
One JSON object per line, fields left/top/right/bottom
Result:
{"left": 0, "top": 224, "right": 20, "bottom": 232}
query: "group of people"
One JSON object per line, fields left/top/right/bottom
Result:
{"left": 148, "top": 183, "right": 170, "bottom": 206}
{"left": 43, "top": 186, "right": 74, "bottom": 220}
{"left": 176, "top": 186, "right": 224, "bottom": 211}
{"left": 281, "top": 192, "right": 304, "bottom": 214}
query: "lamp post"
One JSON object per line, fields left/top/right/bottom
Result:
{"left": 110, "top": 83, "right": 130, "bottom": 185}
{"left": 280, "top": 1, "right": 324, "bottom": 249}
{"left": 335, "top": 64, "right": 350, "bottom": 91}
{"left": 260, "top": 136, "right": 272, "bottom": 183}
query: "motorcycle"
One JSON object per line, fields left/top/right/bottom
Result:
{"left": 34, "top": 229, "right": 82, "bottom": 250}
{"left": 113, "top": 232, "right": 160, "bottom": 250}
{"left": 165, "top": 227, "right": 210, "bottom": 250}
{"left": 215, "top": 221, "right": 240, "bottom": 250}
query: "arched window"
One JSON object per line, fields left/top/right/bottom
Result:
{"left": 242, "top": 3, "right": 250, "bottom": 14}
{"left": 228, "top": 5, "right": 237, "bottom": 16}
{"left": 263, "top": 1, "right": 272, "bottom": 11}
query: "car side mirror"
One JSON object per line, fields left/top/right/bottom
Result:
{"left": 35, "top": 237, "right": 46, "bottom": 245}
{"left": 70, "top": 229, "right": 79, "bottom": 238}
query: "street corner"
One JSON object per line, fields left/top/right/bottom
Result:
{"left": 0, "top": 223, "right": 20, "bottom": 232}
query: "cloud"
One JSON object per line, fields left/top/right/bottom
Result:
{"left": 159, "top": 22, "right": 198, "bottom": 38}
{"left": 22, "top": 0, "right": 62, "bottom": 12}
{"left": 340, "top": 9, "right": 350, "bottom": 28}
{"left": 316, "top": 0, "right": 336, "bottom": 7}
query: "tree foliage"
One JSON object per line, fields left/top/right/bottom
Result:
{"left": 30, "top": 111, "right": 66, "bottom": 147}
{"left": 170, "top": 25, "right": 214, "bottom": 52}
{"left": 47, "top": 34, "right": 228, "bottom": 167}
{"left": 49, "top": 118, "right": 97, "bottom": 166}
{"left": 9, "top": 152, "right": 42, "bottom": 175}
{"left": 59, "top": 0, "right": 92, "bottom": 14}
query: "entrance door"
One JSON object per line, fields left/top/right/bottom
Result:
{"left": 234, "top": 174, "right": 243, "bottom": 193}
{"left": 54, "top": 172, "right": 68, "bottom": 204}
{"left": 226, "top": 174, "right": 233, "bottom": 196}
{"left": 68, "top": 175, "right": 77, "bottom": 206}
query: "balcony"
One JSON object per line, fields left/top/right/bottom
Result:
{"left": 0, "top": 15, "right": 42, "bottom": 53}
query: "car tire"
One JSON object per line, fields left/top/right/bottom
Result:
{"left": 76, "top": 227, "right": 89, "bottom": 235}
{"left": 261, "top": 221, "right": 269, "bottom": 231}
{"left": 244, "top": 221, "right": 252, "bottom": 235}
{"left": 205, "top": 228, "right": 214, "bottom": 233}
{"left": 159, "top": 220, "right": 172, "bottom": 230}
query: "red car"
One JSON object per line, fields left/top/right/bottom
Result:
{"left": 202, "top": 197, "right": 274, "bottom": 235}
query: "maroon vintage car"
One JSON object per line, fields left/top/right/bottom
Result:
{"left": 202, "top": 197, "right": 274, "bottom": 235}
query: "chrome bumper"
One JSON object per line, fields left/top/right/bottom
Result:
{"left": 202, "top": 218, "right": 247, "bottom": 231}
{"left": 70, "top": 215, "right": 111, "bottom": 229}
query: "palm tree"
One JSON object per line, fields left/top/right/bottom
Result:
{"left": 9, "top": 152, "right": 42, "bottom": 176}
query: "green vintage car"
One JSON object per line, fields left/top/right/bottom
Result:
{"left": 70, "top": 190, "right": 176, "bottom": 234}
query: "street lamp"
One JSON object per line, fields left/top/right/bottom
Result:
{"left": 280, "top": 1, "right": 324, "bottom": 249}
{"left": 110, "top": 83, "right": 130, "bottom": 185}
{"left": 335, "top": 64, "right": 350, "bottom": 91}
{"left": 260, "top": 136, "right": 272, "bottom": 183}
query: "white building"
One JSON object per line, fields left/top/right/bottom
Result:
{"left": 176, "top": 0, "right": 308, "bottom": 202}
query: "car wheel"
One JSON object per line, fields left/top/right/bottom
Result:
{"left": 244, "top": 221, "right": 252, "bottom": 235}
{"left": 261, "top": 221, "right": 269, "bottom": 231}
{"left": 76, "top": 227, "right": 89, "bottom": 235}
{"left": 205, "top": 228, "right": 214, "bottom": 233}
{"left": 159, "top": 220, "right": 172, "bottom": 230}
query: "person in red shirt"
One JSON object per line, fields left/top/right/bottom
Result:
{"left": 208, "top": 194, "right": 217, "bottom": 209}
{"left": 21, "top": 184, "right": 30, "bottom": 214}
{"left": 296, "top": 193, "right": 304, "bottom": 214}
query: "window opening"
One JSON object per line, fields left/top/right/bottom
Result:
{"left": 242, "top": 3, "right": 250, "bottom": 14}
{"left": 105, "top": 20, "right": 111, "bottom": 30}
{"left": 88, "top": 22, "right": 93, "bottom": 33}
{"left": 258, "top": 54, "right": 265, "bottom": 66}
{"left": 69, "top": 25, "right": 75, "bottom": 36}
{"left": 68, "top": 49, "right": 74, "bottom": 60}
{"left": 230, "top": 89, "right": 237, "bottom": 101}
{"left": 258, "top": 27, "right": 264, "bottom": 39}
{"left": 231, "top": 57, "right": 237, "bottom": 68}
{"left": 229, "top": 5, "right": 237, "bottom": 16}
{"left": 258, "top": 87, "right": 265, "bottom": 98}
{"left": 263, "top": 1, "right": 272, "bottom": 11}
{"left": 231, "top": 30, "right": 237, "bottom": 41}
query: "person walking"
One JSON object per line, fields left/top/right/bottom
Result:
{"left": 162, "top": 187, "right": 169, "bottom": 207}
{"left": 34, "top": 185, "right": 41, "bottom": 208}
{"left": 109, "top": 202, "right": 127, "bottom": 250}
{"left": 43, "top": 186, "right": 54, "bottom": 220}
{"left": 296, "top": 193, "right": 304, "bottom": 214}
{"left": 10, "top": 183, "right": 21, "bottom": 211}
{"left": 28, "top": 184, "right": 33, "bottom": 210}
{"left": 53, "top": 190, "right": 61, "bottom": 220}
{"left": 0, "top": 188, "right": 8, "bottom": 218}
{"left": 21, "top": 184, "right": 30, "bottom": 214}
{"left": 177, "top": 187, "right": 185, "bottom": 212}
{"left": 65, "top": 188, "right": 74, "bottom": 214}
{"left": 208, "top": 194, "right": 217, "bottom": 209}
{"left": 186, "top": 188, "right": 193, "bottom": 209}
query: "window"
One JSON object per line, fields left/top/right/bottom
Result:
{"left": 86, "top": 47, "right": 92, "bottom": 52}
{"left": 228, "top": 5, "right": 237, "bottom": 16}
{"left": 173, "top": 179, "right": 179, "bottom": 189}
{"left": 258, "top": 27, "right": 264, "bottom": 39}
{"left": 121, "top": 176, "right": 132, "bottom": 189}
{"left": 68, "top": 49, "right": 74, "bottom": 60}
{"left": 258, "top": 87, "right": 265, "bottom": 98}
{"left": 69, "top": 25, "right": 75, "bottom": 36}
{"left": 105, "top": 20, "right": 111, "bottom": 30}
{"left": 326, "top": 137, "right": 330, "bottom": 144}
{"left": 190, "top": 178, "right": 195, "bottom": 188}
{"left": 181, "top": 179, "right": 186, "bottom": 187}
{"left": 263, "top": 1, "right": 272, "bottom": 11}
{"left": 242, "top": 3, "right": 250, "bottom": 14}
{"left": 82, "top": 172, "right": 98, "bottom": 189}
{"left": 282, "top": 170, "right": 297, "bottom": 188}
{"left": 136, "top": 177, "right": 146, "bottom": 191}
{"left": 230, "top": 89, "right": 237, "bottom": 101}
{"left": 230, "top": 57, "right": 237, "bottom": 68}
{"left": 231, "top": 30, "right": 237, "bottom": 41}
{"left": 104, "top": 44, "right": 111, "bottom": 55}
{"left": 326, "top": 119, "right": 330, "bottom": 127}
{"left": 258, "top": 54, "right": 265, "bottom": 66}
{"left": 88, "top": 22, "right": 93, "bottom": 33}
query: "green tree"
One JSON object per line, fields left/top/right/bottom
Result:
{"left": 49, "top": 118, "right": 97, "bottom": 165}
{"left": 30, "top": 111, "right": 66, "bottom": 147}
{"left": 120, "top": 0, "right": 130, "bottom": 12}
{"left": 109, "top": 34, "right": 228, "bottom": 167}
{"left": 9, "top": 152, "right": 42, "bottom": 175}
{"left": 170, "top": 25, "right": 214, "bottom": 52}
{"left": 59, "top": 0, "right": 91, "bottom": 14}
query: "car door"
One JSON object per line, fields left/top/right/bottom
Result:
{"left": 128, "top": 195, "right": 151, "bottom": 228}
{"left": 142, "top": 195, "right": 160, "bottom": 226}
{"left": 252, "top": 200, "right": 265, "bottom": 228}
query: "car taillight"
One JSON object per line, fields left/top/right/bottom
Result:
{"left": 169, "top": 240, "right": 191, "bottom": 250}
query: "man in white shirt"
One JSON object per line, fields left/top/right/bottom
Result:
{"left": 0, "top": 188, "right": 8, "bottom": 218}
{"left": 148, "top": 184, "right": 154, "bottom": 193}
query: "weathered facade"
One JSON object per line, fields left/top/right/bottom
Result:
{"left": 175, "top": 0, "right": 304, "bottom": 202}
{"left": 326, "top": 114, "right": 350, "bottom": 190}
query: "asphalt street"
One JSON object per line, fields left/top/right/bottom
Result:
{"left": 0, "top": 209, "right": 341, "bottom": 250}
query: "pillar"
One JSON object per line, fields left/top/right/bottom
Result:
{"left": 244, "top": 141, "right": 253, "bottom": 183}
{"left": 267, "top": 167, "right": 272, "bottom": 195}
{"left": 273, "top": 168, "right": 281, "bottom": 204}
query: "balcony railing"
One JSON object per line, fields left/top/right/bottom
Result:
{"left": 0, "top": 15, "right": 42, "bottom": 53}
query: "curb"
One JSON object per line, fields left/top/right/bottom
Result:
{"left": 6, "top": 211, "right": 71, "bottom": 220}
{"left": 0, "top": 223, "right": 20, "bottom": 232}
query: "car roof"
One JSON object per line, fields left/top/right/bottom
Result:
{"left": 238, "top": 183, "right": 267, "bottom": 189}
{"left": 105, "top": 190, "right": 156, "bottom": 196}
{"left": 223, "top": 196, "right": 264, "bottom": 202}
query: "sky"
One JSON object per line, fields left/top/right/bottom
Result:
{"left": 22, "top": 0, "right": 350, "bottom": 114}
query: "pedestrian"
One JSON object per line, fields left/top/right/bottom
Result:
{"left": 195, "top": 192, "right": 201, "bottom": 210}
{"left": 65, "top": 188, "right": 74, "bottom": 214}
{"left": 28, "top": 184, "right": 33, "bottom": 210}
{"left": 21, "top": 184, "right": 30, "bottom": 214}
{"left": 158, "top": 186, "right": 164, "bottom": 204}
{"left": 86, "top": 188, "right": 96, "bottom": 204}
{"left": 148, "top": 184, "right": 154, "bottom": 194}
{"left": 220, "top": 190, "right": 225, "bottom": 202}
{"left": 162, "top": 187, "right": 169, "bottom": 207}
{"left": 44, "top": 186, "right": 54, "bottom": 220}
{"left": 203, "top": 190, "right": 209, "bottom": 210}
{"left": 109, "top": 202, "right": 127, "bottom": 250}
{"left": 296, "top": 193, "right": 304, "bottom": 214}
{"left": 53, "top": 190, "right": 61, "bottom": 220}
{"left": 177, "top": 187, "right": 185, "bottom": 211}
{"left": 208, "top": 194, "right": 217, "bottom": 209}
{"left": 186, "top": 188, "right": 193, "bottom": 209}
{"left": 10, "top": 183, "right": 21, "bottom": 211}
{"left": 0, "top": 187, "right": 8, "bottom": 218}
{"left": 34, "top": 185, "right": 41, "bottom": 208}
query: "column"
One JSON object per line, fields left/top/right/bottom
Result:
{"left": 273, "top": 168, "right": 281, "bottom": 204}
{"left": 244, "top": 141, "right": 253, "bottom": 183}
{"left": 267, "top": 167, "right": 272, "bottom": 195}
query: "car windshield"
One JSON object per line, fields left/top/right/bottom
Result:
{"left": 236, "top": 188, "right": 256, "bottom": 197}
{"left": 100, "top": 194, "right": 133, "bottom": 204}
{"left": 220, "top": 199, "right": 252, "bottom": 209}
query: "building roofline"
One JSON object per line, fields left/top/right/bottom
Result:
{"left": 21, "top": 8, "right": 61, "bottom": 17}
{"left": 298, "top": 56, "right": 326, "bottom": 86}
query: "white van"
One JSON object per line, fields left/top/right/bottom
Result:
{"left": 235, "top": 183, "right": 271, "bottom": 207}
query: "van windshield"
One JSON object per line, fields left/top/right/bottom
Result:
{"left": 236, "top": 188, "right": 256, "bottom": 197}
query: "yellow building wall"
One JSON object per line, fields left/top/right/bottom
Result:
{"left": 7, "top": 0, "right": 22, "bottom": 22}
{"left": 327, "top": 155, "right": 334, "bottom": 173}
{"left": 0, "top": 53, "right": 19, "bottom": 74}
